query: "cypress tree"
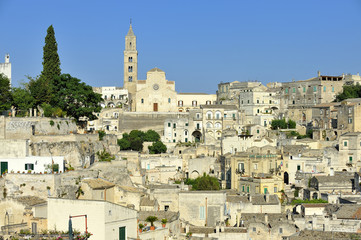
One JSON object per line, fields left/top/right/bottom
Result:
{"left": 41, "top": 25, "right": 61, "bottom": 84}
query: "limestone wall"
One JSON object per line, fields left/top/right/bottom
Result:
{"left": 0, "top": 139, "right": 29, "bottom": 157}
{"left": 118, "top": 112, "right": 188, "bottom": 133}
{"left": 2, "top": 117, "right": 77, "bottom": 140}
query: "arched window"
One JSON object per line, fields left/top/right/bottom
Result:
{"left": 215, "top": 122, "right": 222, "bottom": 128}
{"left": 128, "top": 76, "right": 133, "bottom": 82}
{"left": 206, "top": 122, "right": 213, "bottom": 129}
{"left": 129, "top": 57, "right": 133, "bottom": 62}
{"left": 215, "top": 111, "right": 221, "bottom": 120}
{"left": 128, "top": 66, "right": 133, "bottom": 72}
{"left": 141, "top": 99, "right": 144, "bottom": 104}
{"left": 168, "top": 98, "right": 171, "bottom": 103}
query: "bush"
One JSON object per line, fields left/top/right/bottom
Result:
{"left": 186, "top": 173, "right": 220, "bottom": 191}
{"left": 96, "top": 149, "right": 115, "bottom": 162}
{"left": 49, "top": 120, "right": 55, "bottom": 126}
{"left": 291, "top": 199, "right": 328, "bottom": 205}
{"left": 145, "top": 216, "right": 158, "bottom": 226}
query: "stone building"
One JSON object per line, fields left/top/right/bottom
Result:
{"left": 176, "top": 93, "right": 217, "bottom": 112}
{"left": 311, "top": 102, "right": 339, "bottom": 141}
{"left": 0, "top": 54, "right": 11, "bottom": 85}
{"left": 337, "top": 98, "right": 361, "bottom": 134}
{"left": 92, "top": 86, "right": 128, "bottom": 109}
{"left": 281, "top": 72, "right": 344, "bottom": 124}
{"left": 338, "top": 132, "right": 361, "bottom": 171}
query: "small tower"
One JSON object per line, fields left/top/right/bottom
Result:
{"left": 124, "top": 21, "right": 138, "bottom": 110}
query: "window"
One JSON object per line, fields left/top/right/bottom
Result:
{"left": 332, "top": 87, "right": 335, "bottom": 92}
{"left": 216, "top": 112, "right": 221, "bottom": 119}
{"left": 104, "top": 95, "right": 107, "bottom": 100}
{"left": 174, "top": 133, "right": 177, "bottom": 137}
{"left": 165, "top": 205, "right": 169, "bottom": 211}
{"left": 274, "top": 187, "right": 278, "bottom": 193}
{"left": 207, "top": 113, "right": 212, "bottom": 119}
{"left": 168, "top": 98, "right": 171, "bottom": 103}
{"left": 192, "top": 101, "right": 197, "bottom": 107}
{"left": 185, "top": 123, "right": 189, "bottom": 126}
{"left": 253, "top": 227, "right": 256, "bottom": 232}
{"left": 206, "top": 100, "right": 211, "bottom": 105}
{"left": 242, "top": 185, "right": 245, "bottom": 192}
{"left": 254, "top": 164, "right": 258, "bottom": 170}
{"left": 178, "top": 100, "right": 183, "bottom": 107}
{"left": 323, "top": 86, "right": 326, "bottom": 92}
{"left": 348, "top": 118, "right": 353, "bottom": 124}
{"left": 303, "top": 87, "right": 306, "bottom": 92}
{"left": 279, "top": 228, "right": 283, "bottom": 234}
{"left": 264, "top": 188, "right": 268, "bottom": 194}
{"left": 185, "top": 138, "right": 188, "bottom": 142}
{"left": 128, "top": 57, "right": 133, "bottom": 62}
{"left": 173, "top": 123, "right": 176, "bottom": 128}
{"left": 247, "top": 186, "right": 249, "bottom": 193}
{"left": 197, "top": 123, "right": 200, "bottom": 129}
{"left": 25, "top": 163, "right": 34, "bottom": 170}
{"left": 297, "top": 165, "right": 301, "bottom": 171}
{"left": 168, "top": 122, "right": 171, "bottom": 127}
{"left": 269, "top": 100, "right": 272, "bottom": 104}
{"left": 128, "top": 76, "right": 133, "bottom": 82}
{"left": 199, "top": 206, "right": 205, "bottom": 220}
{"left": 344, "top": 141, "right": 348, "bottom": 147}
{"left": 185, "top": 131, "right": 188, "bottom": 136}
{"left": 293, "top": 88, "right": 296, "bottom": 93}
{"left": 313, "top": 86, "right": 317, "bottom": 92}
{"left": 128, "top": 66, "right": 133, "bottom": 72}
{"left": 349, "top": 156, "right": 353, "bottom": 162}
{"left": 285, "top": 88, "right": 288, "bottom": 93}
{"left": 257, "top": 109, "right": 260, "bottom": 113}
{"left": 141, "top": 98, "right": 144, "bottom": 104}
{"left": 257, "top": 100, "right": 259, "bottom": 103}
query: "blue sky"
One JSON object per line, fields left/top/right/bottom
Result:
{"left": 1, "top": 0, "right": 360, "bottom": 93}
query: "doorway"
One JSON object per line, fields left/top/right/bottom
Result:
{"left": 119, "top": 226, "right": 126, "bottom": 240}
{"left": 153, "top": 103, "right": 158, "bottom": 112}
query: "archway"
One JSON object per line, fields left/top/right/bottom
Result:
{"left": 190, "top": 170, "right": 199, "bottom": 179}
{"left": 284, "top": 172, "right": 289, "bottom": 184}
{"left": 192, "top": 130, "right": 202, "bottom": 142}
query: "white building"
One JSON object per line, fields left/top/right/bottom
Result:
{"left": 93, "top": 86, "right": 128, "bottom": 108}
{"left": 1, "top": 156, "right": 64, "bottom": 174}
{"left": 47, "top": 198, "right": 138, "bottom": 240}
{"left": 0, "top": 54, "right": 11, "bottom": 85}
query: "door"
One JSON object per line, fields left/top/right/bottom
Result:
{"left": 153, "top": 103, "right": 158, "bottom": 112}
{"left": 119, "top": 226, "right": 126, "bottom": 240}
{"left": 0, "top": 162, "right": 8, "bottom": 175}
{"left": 31, "top": 222, "right": 37, "bottom": 234}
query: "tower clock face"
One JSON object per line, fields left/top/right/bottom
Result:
{"left": 153, "top": 84, "right": 159, "bottom": 90}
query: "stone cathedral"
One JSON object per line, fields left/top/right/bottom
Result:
{"left": 123, "top": 24, "right": 177, "bottom": 112}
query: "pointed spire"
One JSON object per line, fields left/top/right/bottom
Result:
{"left": 127, "top": 19, "right": 135, "bottom": 36}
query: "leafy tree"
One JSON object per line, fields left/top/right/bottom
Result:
{"left": 118, "top": 138, "right": 131, "bottom": 150}
{"left": 51, "top": 74, "right": 102, "bottom": 122}
{"left": 28, "top": 76, "right": 53, "bottom": 105}
{"left": 287, "top": 119, "right": 296, "bottom": 129}
{"left": 186, "top": 174, "right": 220, "bottom": 191}
{"left": 148, "top": 141, "right": 167, "bottom": 154}
{"left": 0, "top": 73, "right": 12, "bottom": 112}
{"left": 41, "top": 25, "right": 61, "bottom": 86}
{"left": 98, "top": 130, "right": 106, "bottom": 141}
{"left": 130, "top": 137, "right": 143, "bottom": 152}
{"left": 41, "top": 103, "right": 64, "bottom": 117}
{"left": 335, "top": 83, "right": 361, "bottom": 102}
{"left": 144, "top": 130, "right": 160, "bottom": 142}
{"left": 129, "top": 130, "right": 145, "bottom": 141}
{"left": 11, "top": 86, "right": 35, "bottom": 116}
{"left": 145, "top": 216, "right": 158, "bottom": 227}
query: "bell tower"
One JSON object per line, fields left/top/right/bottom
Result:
{"left": 124, "top": 21, "right": 138, "bottom": 110}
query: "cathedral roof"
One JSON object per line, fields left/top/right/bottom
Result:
{"left": 126, "top": 24, "right": 135, "bottom": 36}
{"left": 148, "top": 67, "right": 164, "bottom": 72}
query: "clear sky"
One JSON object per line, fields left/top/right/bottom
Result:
{"left": 1, "top": 0, "right": 360, "bottom": 93}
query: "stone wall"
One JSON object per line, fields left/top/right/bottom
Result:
{"left": 1, "top": 117, "right": 77, "bottom": 140}
{"left": 0, "top": 139, "right": 29, "bottom": 158}
{"left": 118, "top": 112, "right": 188, "bottom": 133}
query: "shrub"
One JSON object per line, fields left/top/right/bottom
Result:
{"left": 98, "top": 130, "right": 106, "bottom": 141}
{"left": 146, "top": 216, "right": 158, "bottom": 226}
{"left": 49, "top": 120, "right": 55, "bottom": 126}
{"left": 148, "top": 141, "right": 167, "bottom": 154}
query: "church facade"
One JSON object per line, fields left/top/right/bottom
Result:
{"left": 123, "top": 24, "right": 216, "bottom": 112}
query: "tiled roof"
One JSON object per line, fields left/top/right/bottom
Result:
{"left": 83, "top": 178, "right": 115, "bottom": 189}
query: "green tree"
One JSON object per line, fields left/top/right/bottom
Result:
{"left": 287, "top": 119, "right": 296, "bottom": 129}
{"left": 51, "top": 74, "right": 102, "bottom": 122}
{"left": 28, "top": 76, "right": 53, "bottom": 105}
{"left": 41, "top": 25, "right": 61, "bottom": 86}
{"left": 130, "top": 137, "right": 143, "bottom": 152}
{"left": 186, "top": 174, "right": 220, "bottom": 191}
{"left": 144, "top": 130, "right": 160, "bottom": 142}
{"left": 0, "top": 73, "right": 12, "bottom": 112}
{"left": 129, "top": 130, "right": 145, "bottom": 141}
{"left": 11, "top": 86, "right": 35, "bottom": 116}
{"left": 148, "top": 141, "right": 167, "bottom": 154}
{"left": 118, "top": 138, "right": 131, "bottom": 150}
{"left": 335, "top": 83, "right": 361, "bottom": 102}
